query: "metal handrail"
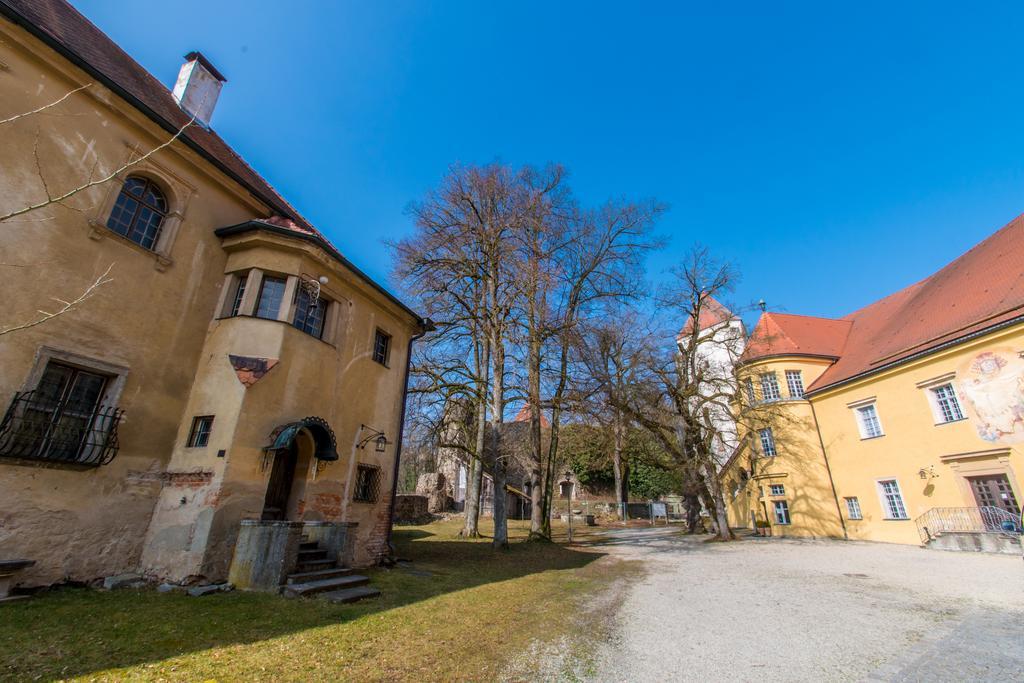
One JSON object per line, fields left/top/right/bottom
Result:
{"left": 0, "top": 390, "right": 123, "bottom": 466}
{"left": 915, "top": 506, "right": 1021, "bottom": 543}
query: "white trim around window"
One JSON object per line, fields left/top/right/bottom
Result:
{"left": 922, "top": 381, "right": 967, "bottom": 425}
{"left": 876, "top": 478, "right": 909, "bottom": 520}
{"left": 849, "top": 399, "right": 884, "bottom": 439}
{"left": 844, "top": 496, "right": 863, "bottom": 520}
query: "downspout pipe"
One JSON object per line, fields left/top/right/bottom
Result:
{"left": 809, "top": 399, "right": 848, "bottom": 540}
{"left": 383, "top": 317, "right": 434, "bottom": 561}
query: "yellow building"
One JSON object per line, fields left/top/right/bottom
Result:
{"left": 0, "top": 0, "right": 427, "bottom": 589}
{"left": 723, "top": 215, "right": 1024, "bottom": 550}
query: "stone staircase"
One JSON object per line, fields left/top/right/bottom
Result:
{"left": 281, "top": 538, "right": 380, "bottom": 603}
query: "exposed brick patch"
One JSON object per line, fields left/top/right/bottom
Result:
{"left": 310, "top": 493, "right": 342, "bottom": 519}
{"left": 164, "top": 471, "right": 213, "bottom": 488}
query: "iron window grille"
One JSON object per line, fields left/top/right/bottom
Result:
{"left": 0, "top": 389, "right": 123, "bottom": 467}
{"left": 353, "top": 463, "right": 381, "bottom": 503}
{"left": 773, "top": 500, "right": 791, "bottom": 525}
{"left": 187, "top": 416, "right": 214, "bottom": 448}
{"left": 845, "top": 496, "right": 863, "bottom": 520}
{"left": 255, "top": 276, "right": 287, "bottom": 319}
{"left": 760, "top": 372, "right": 781, "bottom": 401}
{"left": 373, "top": 330, "right": 391, "bottom": 366}
{"left": 106, "top": 176, "right": 168, "bottom": 250}
{"left": 785, "top": 370, "right": 805, "bottom": 398}
{"left": 759, "top": 428, "right": 777, "bottom": 457}
{"left": 293, "top": 287, "right": 326, "bottom": 338}
{"left": 932, "top": 384, "right": 965, "bottom": 423}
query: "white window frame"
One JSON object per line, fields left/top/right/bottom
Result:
{"left": 760, "top": 372, "right": 781, "bottom": 401}
{"left": 759, "top": 427, "right": 777, "bottom": 457}
{"left": 928, "top": 383, "right": 965, "bottom": 424}
{"left": 745, "top": 377, "right": 756, "bottom": 404}
{"left": 785, "top": 370, "right": 805, "bottom": 399}
{"left": 769, "top": 483, "right": 785, "bottom": 496}
{"left": 773, "top": 500, "right": 791, "bottom": 525}
{"left": 848, "top": 398, "right": 884, "bottom": 439}
{"left": 844, "top": 496, "right": 862, "bottom": 520}
{"left": 876, "top": 479, "right": 909, "bottom": 520}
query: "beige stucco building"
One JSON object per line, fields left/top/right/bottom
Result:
{"left": 0, "top": 0, "right": 428, "bottom": 587}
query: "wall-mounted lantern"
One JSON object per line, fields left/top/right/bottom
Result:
{"left": 358, "top": 424, "right": 390, "bottom": 452}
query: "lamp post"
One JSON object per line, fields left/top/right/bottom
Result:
{"left": 560, "top": 470, "right": 573, "bottom": 545}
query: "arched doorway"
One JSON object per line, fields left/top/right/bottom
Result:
{"left": 261, "top": 417, "right": 339, "bottom": 521}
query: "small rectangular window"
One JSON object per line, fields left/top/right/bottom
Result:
{"left": 931, "top": 384, "right": 964, "bottom": 423}
{"left": 353, "top": 464, "right": 381, "bottom": 502}
{"left": 229, "top": 274, "right": 247, "bottom": 317}
{"left": 773, "top": 500, "right": 790, "bottom": 525}
{"left": 785, "top": 370, "right": 804, "bottom": 398}
{"left": 878, "top": 480, "right": 908, "bottom": 519}
{"left": 745, "top": 378, "right": 756, "bottom": 404}
{"left": 255, "top": 276, "right": 287, "bottom": 320}
{"left": 187, "top": 416, "right": 214, "bottom": 448}
{"left": 760, "top": 372, "right": 781, "bottom": 401}
{"left": 759, "top": 427, "right": 777, "bottom": 457}
{"left": 373, "top": 329, "right": 391, "bottom": 366}
{"left": 845, "top": 496, "right": 863, "bottom": 520}
{"left": 856, "top": 404, "right": 884, "bottom": 438}
{"left": 770, "top": 484, "right": 785, "bottom": 496}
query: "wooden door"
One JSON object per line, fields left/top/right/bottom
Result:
{"left": 969, "top": 474, "right": 1021, "bottom": 516}
{"left": 261, "top": 443, "right": 298, "bottom": 520}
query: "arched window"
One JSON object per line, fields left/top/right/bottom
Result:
{"left": 106, "top": 176, "right": 168, "bottom": 250}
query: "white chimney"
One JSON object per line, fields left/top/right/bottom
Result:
{"left": 172, "top": 51, "right": 226, "bottom": 125}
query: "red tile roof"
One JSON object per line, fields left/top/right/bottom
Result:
{"left": 741, "top": 313, "right": 851, "bottom": 362}
{"left": 2, "top": 0, "right": 423, "bottom": 323}
{"left": 678, "top": 296, "right": 736, "bottom": 337}
{"left": 513, "top": 405, "right": 550, "bottom": 428}
{"left": 1, "top": 0, "right": 322, "bottom": 239}
{"left": 742, "top": 214, "right": 1024, "bottom": 393}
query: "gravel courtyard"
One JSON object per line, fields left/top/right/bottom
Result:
{"left": 588, "top": 527, "right": 1024, "bottom": 682}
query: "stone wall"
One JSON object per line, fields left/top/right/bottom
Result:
{"left": 393, "top": 494, "right": 430, "bottom": 524}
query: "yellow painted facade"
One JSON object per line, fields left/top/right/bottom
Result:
{"left": 723, "top": 324, "right": 1024, "bottom": 545}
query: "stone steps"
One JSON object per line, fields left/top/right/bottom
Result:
{"left": 297, "top": 548, "right": 329, "bottom": 562}
{"left": 294, "top": 557, "right": 336, "bottom": 572}
{"left": 282, "top": 574, "right": 370, "bottom": 598}
{"left": 286, "top": 567, "right": 353, "bottom": 584}
{"left": 321, "top": 586, "right": 381, "bottom": 604}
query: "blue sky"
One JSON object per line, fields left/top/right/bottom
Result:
{"left": 74, "top": 1, "right": 1024, "bottom": 326}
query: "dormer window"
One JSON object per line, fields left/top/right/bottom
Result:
{"left": 106, "top": 176, "right": 167, "bottom": 250}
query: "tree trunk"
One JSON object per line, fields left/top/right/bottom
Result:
{"left": 461, "top": 456, "right": 483, "bottom": 538}
{"left": 490, "top": 331, "right": 508, "bottom": 549}
{"left": 612, "top": 413, "right": 626, "bottom": 518}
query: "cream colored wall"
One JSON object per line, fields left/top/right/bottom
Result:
{"left": 0, "top": 25, "right": 263, "bottom": 584}
{"left": 724, "top": 357, "right": 845, "bottom": 538}
{"left": 810, "top": 323, "right": 1024, "bottom": 546}
{"left": 140, "top": 237, "right": 416, "bottom": 580}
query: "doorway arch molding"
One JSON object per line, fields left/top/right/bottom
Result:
{"left": 264, "top": 416, "right": 339, "bottom": 462}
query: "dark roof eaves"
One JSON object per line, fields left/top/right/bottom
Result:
{"left": 805, "top": 313, "right": 1024, "bottom": 397}
{"left": 737, "top": 351, "right": 841, "bottom": 367}
{"left": 215, "top": 220, "right": 424, "bottom": 325}
{"left": 0, "top": 0, "right": 297, "bottom": 221}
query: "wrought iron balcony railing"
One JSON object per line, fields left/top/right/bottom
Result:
{"left": 915, "top": 506, "right": 1021, "bottom": 544}
{"left": 0, "top": 390, "right": 123, "bottom": 467}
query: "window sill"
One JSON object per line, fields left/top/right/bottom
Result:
{"left": 214, "top": 314, "right": 337, "bottom": 348}
{"left": 934, "top": 418, "right": 968, "bottom": 427}
{"left": 882, "top": 517, "right": 910, "bottom": 521}
{"left": 87, "top": 219, "right": 173, "bottom": 271}
{"left": 859, "top": 434, "right": 885, "bottom": 441}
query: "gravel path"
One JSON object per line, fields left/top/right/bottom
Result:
{"left": 587, "top": 527, "right": 1024, "bottom": 682}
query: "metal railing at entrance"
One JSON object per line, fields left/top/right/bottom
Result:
{"left": 915, "top": 506, "right": 1021, "bottom": 544}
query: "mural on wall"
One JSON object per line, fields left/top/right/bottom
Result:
{"left": 957, "top": 347, "right": 1024, "bottom": 443}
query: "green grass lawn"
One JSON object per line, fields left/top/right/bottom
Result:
{"left": 0, "top": 519, "right": 636, "bottom": 682}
